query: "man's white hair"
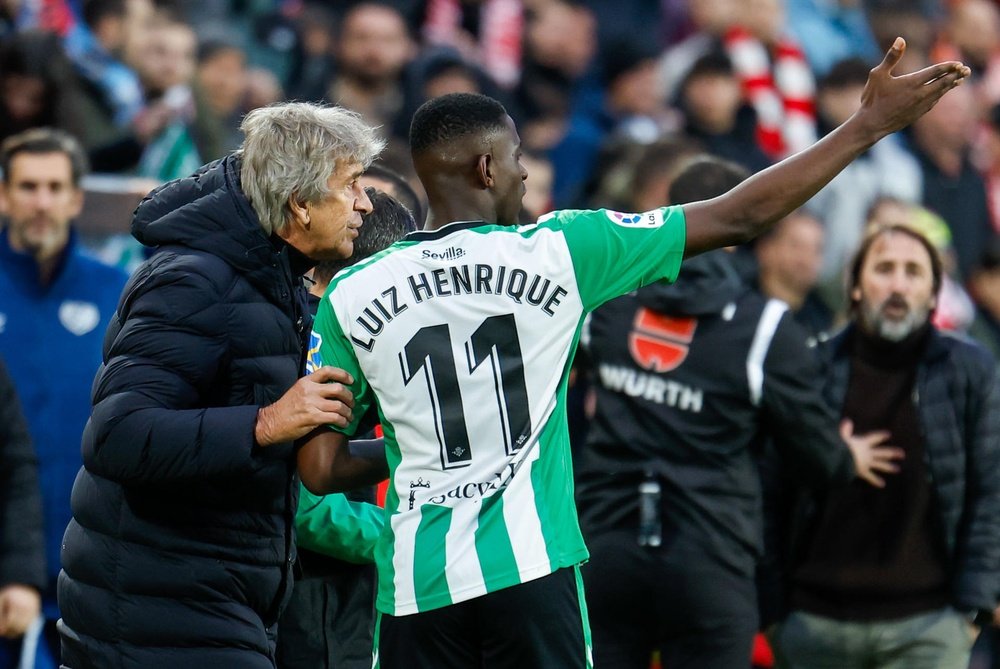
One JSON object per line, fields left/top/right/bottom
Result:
{"left": 239, "top": 102, "right": 385, "bottom": 235}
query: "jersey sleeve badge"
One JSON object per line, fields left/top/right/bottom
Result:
{"left": 306, "top": 330, "right": 323, "bottom": 373}
{"left": 606, "top": 209, "right": 665, "bottom": 228}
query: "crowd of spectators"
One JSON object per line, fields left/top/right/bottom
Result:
{"left": 1, "top": 0, "right": 997, "bottom": 332}
{"left": 0, "top": 0, "right": 1000, "bottom": 292}
{"left": 2, "top": 0, "right": 1000, "bottom": 668}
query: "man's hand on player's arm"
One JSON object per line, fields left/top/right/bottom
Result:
{"left": 255, "top": 366, "right": 355, "bottom": 447}
{"left": 298, "top": 428, "right": 389, "bottom": 494}
{"left": 682, "top": 37, "right": 970, "bottom": 257}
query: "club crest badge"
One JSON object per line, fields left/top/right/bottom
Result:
{"left": 59, "top": 301, "right": 100, "bottom": 336}
{"left": 628, "top": 308, "right": 697, "bottom": 373}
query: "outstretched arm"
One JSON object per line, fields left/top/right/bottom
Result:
{"left": 682, "top": 38, "right": 970, "bottom": 257}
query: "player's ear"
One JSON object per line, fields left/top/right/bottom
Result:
{"left": 476, "top": 153, "right": 493, "bottom": 190}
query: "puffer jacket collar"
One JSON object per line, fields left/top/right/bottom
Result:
{"left": 131, "top": 154, "right": 309, "bottom": 312}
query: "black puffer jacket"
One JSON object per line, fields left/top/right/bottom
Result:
{"left": 783, "top": 325, "right": 1000, "bottom": 615}
{"left": 0, "top": 357, "right": 45, "bottom": 592}
{"left": 59, "top": 156, "right": 314, "bottom": 669}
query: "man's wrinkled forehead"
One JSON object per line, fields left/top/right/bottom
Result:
{"left": 864, "top": 230, "right": 934, "bottom": 268}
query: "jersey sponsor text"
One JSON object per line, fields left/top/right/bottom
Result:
{"left": 597, "top": 363, "right": 704, "bottom": 412}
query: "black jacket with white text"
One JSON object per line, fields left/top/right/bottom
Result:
{"left": 575, "top": 251, "right": 853, "bottom": 578}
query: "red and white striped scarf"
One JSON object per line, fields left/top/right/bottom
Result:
{"left": 724, "top": 26, "right": 817, "bottom": 160}
{"left": 423, "top": 0, "right": 523, "bottom": 89}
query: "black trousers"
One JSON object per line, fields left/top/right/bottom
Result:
{"left": 376, "top": 566, "right": 591, "bottom": 669}
{"left": 275, "top": 552, "right": 376, "bottom": 669}
{"left": 584, "top": 529, "right": 758, "bottom": 669}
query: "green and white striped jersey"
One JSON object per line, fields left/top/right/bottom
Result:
{"left": 310, "top": 206, "right": 686, "bottom": 616}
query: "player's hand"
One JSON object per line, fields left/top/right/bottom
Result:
{"left": 853, "top": 37, "right": 970, "bottom": 141}
{"left": 255, "top": 367, "right": 354, "bottom": 447}
{"left": 841, "top": 419, "right": 904, "bottom": 488}
{"left": 0, "top": 584, "right": 40, "bottom": 638}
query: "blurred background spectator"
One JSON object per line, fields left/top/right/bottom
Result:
{"left": 193, "top": 37, "right": 249, "bottom": 159}
{"left": 326, "top": 2, "right": 415, "bottom": 135}
{"left": 0, "top": 30, "right": 85, "bottom": 144}
{"left": 753, "top": 209, "right": 834, "bottom": 336}
{"left": 930, "top": 0, "right": 1000, "bottom": 114}
{"left": 967, "top": 238, "right": 1000, "bottom": 359}
{"left": 785, "top": 0, "right": 881, "bottom": 76}
{"left": 0, "top": 128, "right": 129, "bottom": 668}
{"left": 420, "top": 0, "right": 523, "bottom": 90}
{"left": 974, "top": 102, "right": 1000, "bottom": 235}
{"left": 908, "top": 78, "right": 993, "bottom": 281}
{"left": 675, "top": 49, "right": 772, "bottom": 173}
{"left": 723, "top": 0, "right": 817, "bottom": 160}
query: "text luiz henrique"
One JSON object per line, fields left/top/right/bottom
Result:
{"left": 350, "top": 258, "right": 569, "bottom": 351}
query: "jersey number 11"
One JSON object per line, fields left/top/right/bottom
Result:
{"left": 399, "top": 313, "right": 531, "bottom": 470}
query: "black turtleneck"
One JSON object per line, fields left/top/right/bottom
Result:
{"left": 791, "top": 322, "right": 951, "bottom": 621}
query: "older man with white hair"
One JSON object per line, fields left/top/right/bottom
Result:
{"left": 58, "top": 102, "right": 387, "bottom": 669}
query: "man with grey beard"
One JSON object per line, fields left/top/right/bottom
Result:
{"left": 769, "top": 224, "right": 1000, "bottom": 669}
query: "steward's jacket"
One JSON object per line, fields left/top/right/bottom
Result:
{"left": 59, "top": 155, "right": 313, "bottom": 669}
{"left": 575, "top": 251, "right": 853, "bottom": 578}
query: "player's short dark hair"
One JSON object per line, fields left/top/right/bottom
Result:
{"left": 313, "top": 187, "right": 417, "bottom": 286}
{"left": 409, "top": 93, "right": 509, "bottom": 155}
{"left": 1, "top": 127, "right": 89, "bottom": 186}
{"left": 668, "top": 155, "right": 749, "bottom": 205}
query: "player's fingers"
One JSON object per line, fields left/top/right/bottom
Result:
{"left": 927, "top": 69, "right": 970, "bottom": 97}
{"left": 905, "top": 61, "right": 967, "bottom": 86}
{"left": 915, "top": 70, "right": 969, "bottom": 103}
{"left": 874, "top": 36, "right": 906, "bottom": 75}
{"left": 910, "top": 72, "right": 967, "bottom": 116}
